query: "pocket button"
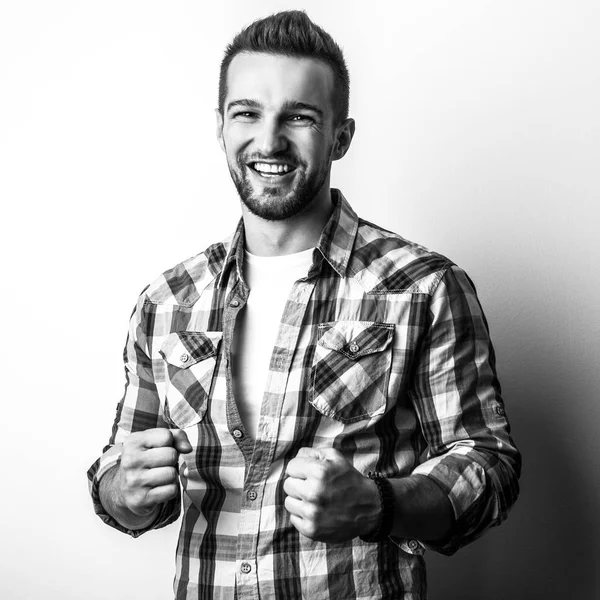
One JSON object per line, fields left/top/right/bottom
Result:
{"left": 180, "top": 353, "right": 190, "bottom": 364}
{"left": 349, "top": 342, "right": 360, "bottom": 354}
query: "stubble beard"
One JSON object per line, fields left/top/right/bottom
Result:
{"left": 228, "top": 154, "right": 330, "bottom": 222}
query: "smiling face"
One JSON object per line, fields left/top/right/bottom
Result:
{"left": 217, "top": 52, "right": 352, "bottom": 221}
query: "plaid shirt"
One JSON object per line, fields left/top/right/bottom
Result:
{"left": 88, "top": 190, "right": 520, "bottom": 600}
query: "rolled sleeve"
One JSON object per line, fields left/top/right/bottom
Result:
{"left": 86, "top": 291, "right": 180, "bottom": 536}
{"left": 410, "top": 265, "right": 521, "bottom": 554}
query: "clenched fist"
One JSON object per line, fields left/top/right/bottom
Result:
{"left": 283, "top": 447, "right": 382, "bottom": 542}
{"left": 102, "top": 428, "right": 192, "bottom": 528}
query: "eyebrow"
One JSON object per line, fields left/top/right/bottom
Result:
{"left": 282, "top": 101, "right": 324, "bottom": 118}
{"left": 226, "top": 99, "right": 262, "bottom": 112}
{"left": 226, "top": 99, "right": 324, "bottom": 119}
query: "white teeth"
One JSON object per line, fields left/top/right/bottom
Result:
{"left": 253, "top": 162, "right": 292, "bottom": 174}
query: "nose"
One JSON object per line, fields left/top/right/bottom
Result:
{"left": 256, "top": 118, "right": 288, "bottom": 155}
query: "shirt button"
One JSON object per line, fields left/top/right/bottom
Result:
{"left": 240, "top": 562, "right": 251, "bottom": 574}
{"left": 349, "top": 342, "right": 360, "bottom": 353}
{"left": 408, "top": 540, "right": 420, "bottom": 551}
{"left": 230, "top": 299, "right": 240, "bottom": 308}
{"left": 180, "top": 353, "right": 189, "bottom": 364}
{"left": 232, "top": 429, "right": 244, "bottom": 439}
{"left": 247, "top": 490, "right": 257, "bottom": 501}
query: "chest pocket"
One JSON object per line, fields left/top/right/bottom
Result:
{"left": 159, "top": 331, "right": 222, "bottom": 429}
{"left": 310, "top": 321, "right": 395, "bottom": 424}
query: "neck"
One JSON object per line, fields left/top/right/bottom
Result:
{"left": 242, "top": 186, "right": 333, "bottom": 257}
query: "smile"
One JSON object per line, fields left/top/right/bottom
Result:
{"left": 248, "top": 162, "right": 296, "bottom": 178}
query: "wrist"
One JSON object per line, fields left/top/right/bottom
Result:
{"left": 359, "top": 472, "right": 395, "bottom": 543}
{"left": 359, "top": 477, "right": 381, "bottom": 537}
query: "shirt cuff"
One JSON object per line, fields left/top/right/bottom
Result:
{"left": 411, "top": 447, "right": 497, "bottom": 555}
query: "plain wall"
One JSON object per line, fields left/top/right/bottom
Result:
{"left": 1, "top": 1, "right": 598, "bottom": 599}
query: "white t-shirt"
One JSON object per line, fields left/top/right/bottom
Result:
{"left": 231, "top": 247, "right": 314, "bottom": 438}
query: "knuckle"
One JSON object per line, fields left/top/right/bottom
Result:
{"left": 303, "top": 521, "right": 317, "bottom": 539}
{"left": 312, "top": 463, "right": 328, "bottom": 481}
{"left": 128, "top": 490, "right": 146, "bottom": 511}
{"left": 125, "top": 471, "right": 143, "bottom": 491}
{"left": 307, "top": 482, "right": 325, "bottom": 504}
{"left": 305, "top": 503, "right": 320, "bottom": 523}
{"left": 119, "top": 452, "right": 136, "bottom": 470}
{"left": 159, "top": 428, "right": 174, "bottom": 446}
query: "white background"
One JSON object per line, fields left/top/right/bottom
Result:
{"left": 1, "top": 1, "right": 599, "bottom": 598}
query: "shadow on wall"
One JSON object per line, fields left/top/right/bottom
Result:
{"left": 425, "top": 350, "right": 598, "bottom": 599}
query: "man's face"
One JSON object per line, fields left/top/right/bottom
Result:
{"left": 217, "top": 52, "right": 340, "bottom": 221}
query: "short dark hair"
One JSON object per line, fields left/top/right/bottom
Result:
{"left": 218, "top": 10, "right": 350, "bottom": 124}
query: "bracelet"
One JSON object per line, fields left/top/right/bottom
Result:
{"left": 359, "top": 471, "right": 395, "bottom": 543}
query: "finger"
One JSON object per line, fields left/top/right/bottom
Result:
{"left": 145, "top": 482, "right": 180, "bottom": 506}
{"left": 143, "top": 446, "right": 179, "bottom": 468}
{"left": 129, "top": 428, "right": 176, "bottom": 449}
{"left": 315, "top": 447, "right": 344, "bottom": 462}
{"left": 284, "top": 494, "right": 306, "bottom": 518}
{"left": 295, "top": 447, "right": 326, "bottom": 460}
{"left": 171, "top": 429, "right": 193, "bottom": 454}
{"left": 142, "top": 466, "right": 179, "bottom": 487}
{"left": 286, "top": 457, "right": 324, "bottom": 480}
{"left": 283, "top": 474, "right": 306, "bottom": 500}
{"left": 289, "top": 513, "right": 316, "bottom": 540}
{"left": 297, "top": 446, "right": 345, "bottom": 464}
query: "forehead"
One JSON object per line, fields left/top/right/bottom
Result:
{"left": 225, "top": 52, "right": 335, "bottom": 114}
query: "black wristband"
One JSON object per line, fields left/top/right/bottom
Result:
{"left": 359, "top": 471, "right": 394, "bottom": 543}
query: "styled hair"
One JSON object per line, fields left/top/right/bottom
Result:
{"left": 218, "top": 10, "right": 350, "bottom": 124}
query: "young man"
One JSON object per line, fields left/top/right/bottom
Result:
{"left": 88, "top": 11, "right": 521, "bottom": 600}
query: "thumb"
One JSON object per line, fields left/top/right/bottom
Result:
{"left": 171, "top": 429, "right": 193, "bottom": 454}
{"left": 317, "top": 447, "right": 345, "bottom": 462}
{"left": 297, "top": 446, "right": 344, "bottom": 462}
{"left": 295, "top": 447, "right": 326, "bottom": 460}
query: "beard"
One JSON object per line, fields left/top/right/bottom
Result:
{"left": 227, "top": 151, "right": 331, "bottom": 222}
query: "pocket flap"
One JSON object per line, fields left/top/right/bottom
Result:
{"left": 160, "top": 331, "right": 223, "bottom": 368}
{"left": 317, "top": 321, "right": 394, "bottom": 359}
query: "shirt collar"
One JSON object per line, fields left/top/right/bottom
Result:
{"left": 216, "top": 188, "right": 359, "bottom": 288}
{"left": 314, "top": 189, "right": 359, "bottom": 278}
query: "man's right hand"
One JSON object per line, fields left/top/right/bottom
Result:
{"left": 100, "top": 428, "right": 192, "bottom": 528}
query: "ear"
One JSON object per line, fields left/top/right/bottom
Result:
{"left": 215, "top": 109, "right": 225, "bottom": 152}
{"left": 331, "top": 118, "right": 356, "bottom": 161}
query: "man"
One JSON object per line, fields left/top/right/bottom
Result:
{"left": 88, "top": 10, "right": 521, "bottom": 600}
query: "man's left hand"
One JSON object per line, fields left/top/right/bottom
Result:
{"left": 283, "top": 447, "right": 381, "bottom": 542}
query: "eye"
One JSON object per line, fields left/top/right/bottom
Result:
{"left": 232, "top": 111, "right": 257, "bottom": 120}
{"left": 288, "top": 114, "right": 313, "bottom": 124}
